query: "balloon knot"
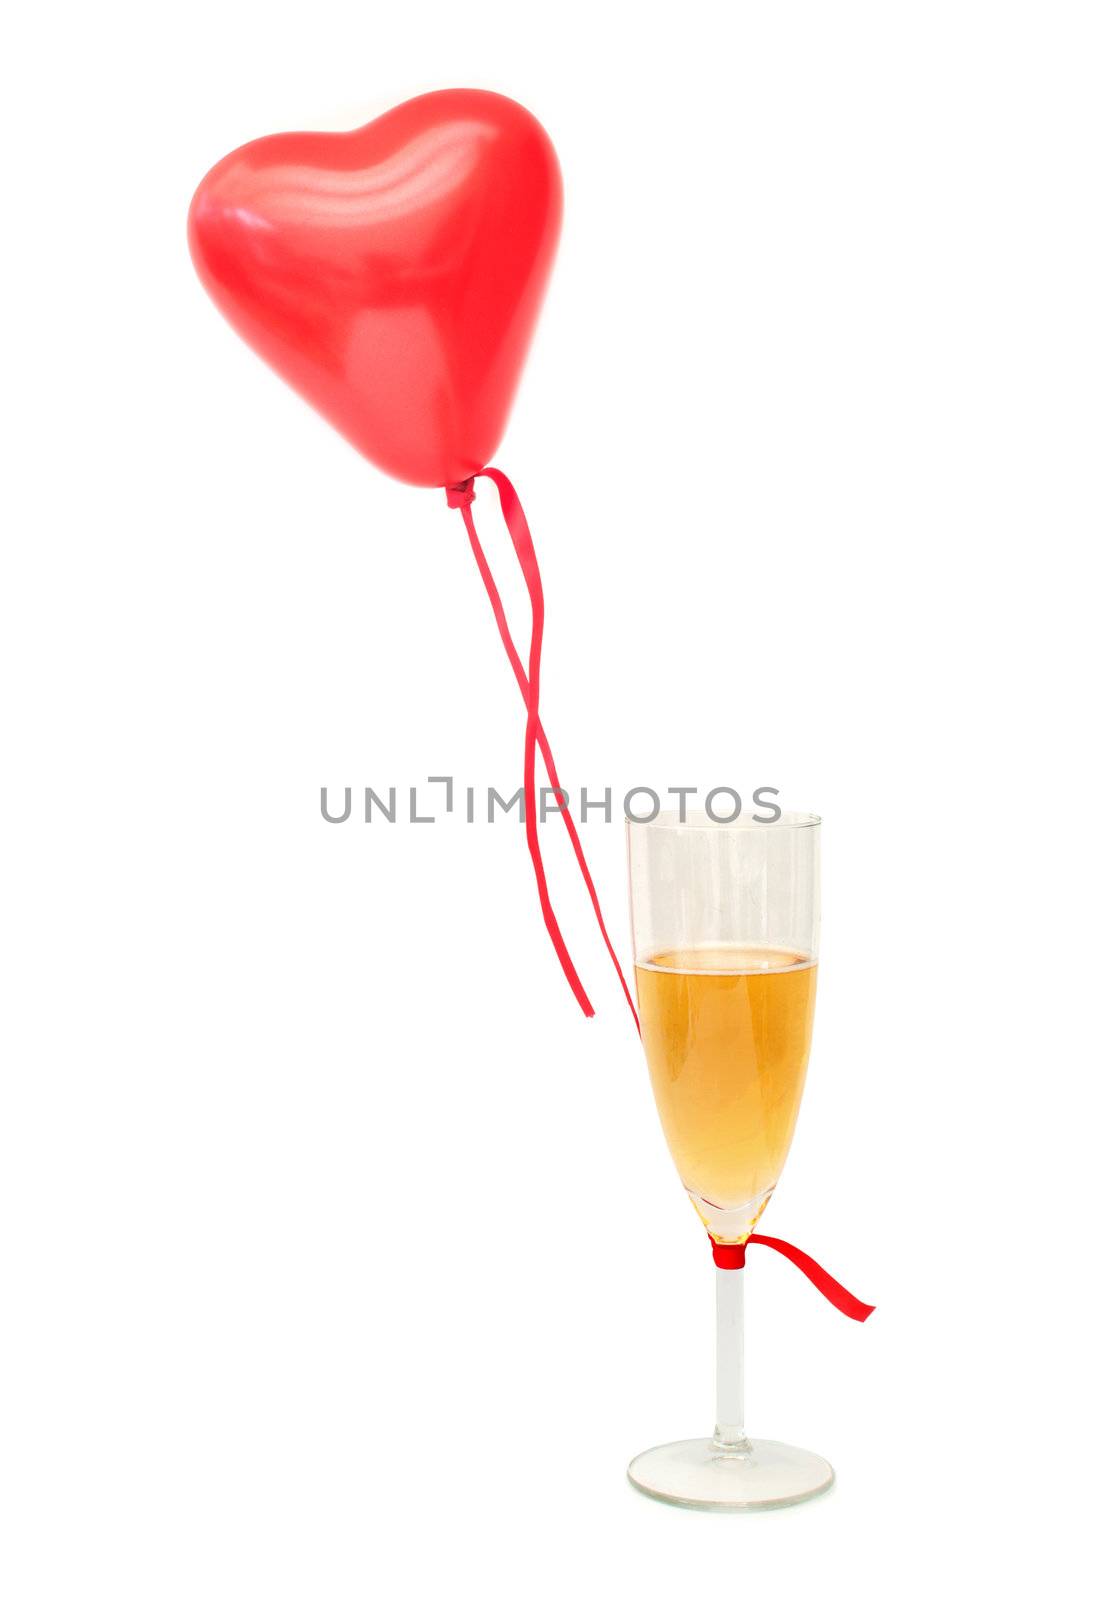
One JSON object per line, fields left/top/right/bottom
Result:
{"left": 445, "top": 478, "right": 476, "bottom": 510}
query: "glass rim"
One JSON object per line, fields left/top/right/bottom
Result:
{"left": 625, "top": 809, "right": 821, "bottom": 833}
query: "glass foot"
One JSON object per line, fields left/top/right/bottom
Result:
{"left": 627, "top": 1436, "right": 834, "bottom": 1511}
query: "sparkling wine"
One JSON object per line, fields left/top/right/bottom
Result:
{"left": 635, "top": 944, "right": 817, "bottom": 1242}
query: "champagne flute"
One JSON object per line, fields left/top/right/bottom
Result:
{"left": 626, "top": 809, "right": 831, "bottom": 1509}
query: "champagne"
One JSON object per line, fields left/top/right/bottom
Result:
{"left": 636, "top": 944, "right": 817, "bottom": 1243}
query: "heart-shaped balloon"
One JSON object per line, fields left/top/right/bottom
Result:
{"left": 188, "top": 89, "right": 562, "bottom": 487}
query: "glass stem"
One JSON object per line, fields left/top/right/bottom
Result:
{"left": 714, "top": 1265, "right": 746, "bottom": 1447}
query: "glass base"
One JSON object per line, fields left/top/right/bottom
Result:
{"left": 627, "top": 1436, "right": 834, "bottom": 1511}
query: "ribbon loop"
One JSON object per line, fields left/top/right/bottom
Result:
{"left": 709, "top": 1232, "right": 875, "bottom": 1322}
{"left": 709, "top": 1241, "right": 747, "bottom": 1270}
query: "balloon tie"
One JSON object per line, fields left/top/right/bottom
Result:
{"left": 709, "top": 1232, "right": 875, "bottom": 1321}
{"left": 445, "top": 479, "right": 476, "bottom": 510}
{"left": 447, "top": 469, "right": 640, "bottom": 1033}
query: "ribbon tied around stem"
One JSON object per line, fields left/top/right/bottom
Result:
{"left": 710, "top": 1233, "right": 875, "bottom": 1322}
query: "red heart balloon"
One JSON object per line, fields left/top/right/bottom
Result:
{"left": 188, "top": 89, "right": 562, "bottom": 488}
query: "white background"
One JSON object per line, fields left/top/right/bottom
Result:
{"left": 3, "top": 3, "right": 1090, "bottom": 1595}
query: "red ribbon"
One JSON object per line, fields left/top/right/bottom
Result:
{"left": 447, "top": 470, "right": 640, "bottom": 1033}
{"left": 710, "top": 1233, "right": 875, "bottom": 1322}
{"left": 448, "top": 472, "right": 874, "bottom": 1326}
